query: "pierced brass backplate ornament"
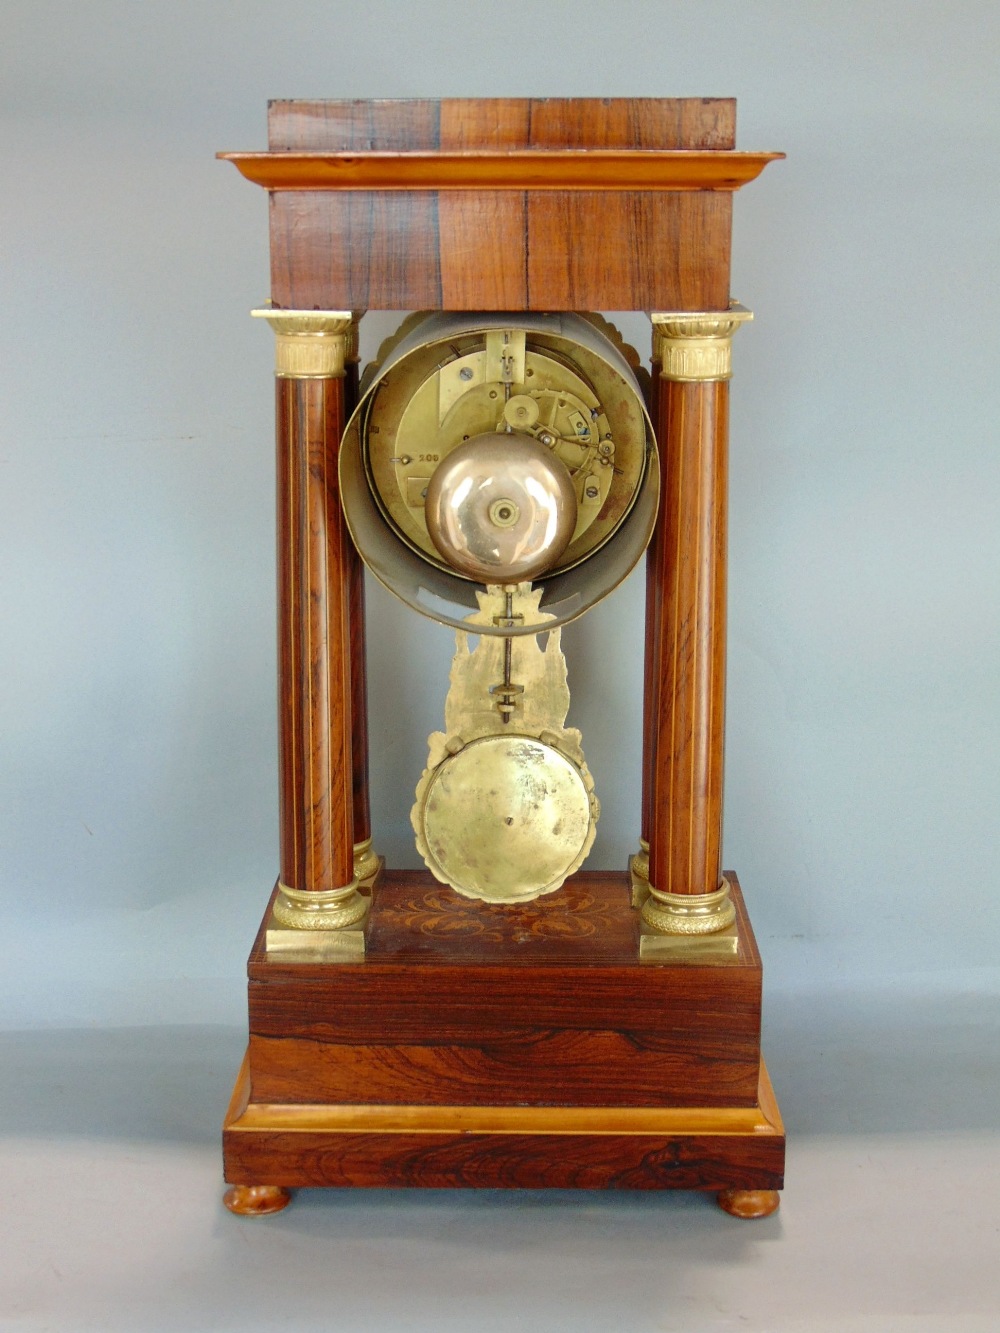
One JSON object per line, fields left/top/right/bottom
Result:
{"left": 412, "top": 585, "right": 599, "bottom": 904}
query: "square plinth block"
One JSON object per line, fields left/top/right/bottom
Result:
{"left": 224, "top": 871, "right": 784, "bottom": 1193}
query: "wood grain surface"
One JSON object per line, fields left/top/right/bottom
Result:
{"left": 223, "top": 149, "right": 778, "bottom": 192}
{"left": 246, "top": 97, "right": 764, "bottom": 310}
{"left": 246, "top": 1026, "right": 759, "bottom": 1109}
{"left": 249, "top": 870, "right": 759, "bottom": 971}
{"left": 242, "top": 872, "right": 762, "bottom": 1108}
{"left": 225, "top": 874, "right": 783, "bottom": 1192}
{"left": 648, "top": 379, "right": 729, "bottom": 898}
{"left": 343, "top": 351, "right": 371, "bottom": 851}
{"left": 346, "top": 540, "right": 370, "bottom": 849}
{"left": 265, "top": 98, "right": 735, "bottom": 152}
{"left": 275, "top": 376, "right": 354, "bottom": 893}
{"left": 639, "top": 326, "right": 663, "bottom": 853}
{"left": 223, "top": 1053, "right": 785, "bottom": 1192}
{"left": 225, "top": 1126, "right": 784, "bottom": 1192}
{"left": 437, "top": 99, "right": 529, "bottom": 308}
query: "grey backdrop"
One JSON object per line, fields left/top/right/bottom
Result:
{"left": 3, "top": 0, "right": 998, "bottom": 1032}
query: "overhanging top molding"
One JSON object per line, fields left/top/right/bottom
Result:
{"left": 218, "top": 149, "right": 783, "bottom": 193}
{"left": 220, "top": 98, "right": 783, "bottom": 312}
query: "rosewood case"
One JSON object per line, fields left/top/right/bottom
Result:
{"left": 219, "top": 98, "right": 785, "bottom": 1215}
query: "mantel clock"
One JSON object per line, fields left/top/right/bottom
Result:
{"left": 218, "top": 98, "right": 785, "bottom": 1220}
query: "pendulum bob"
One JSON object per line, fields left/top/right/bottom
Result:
{"left": 411, "top": 585, "right": 600, "bottom": 904}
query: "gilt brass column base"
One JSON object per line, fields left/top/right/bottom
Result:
{"left": 629, "top": 838, "right": 650, "bottom": 897}
{"left": 266, "top": 881, "right": 370, "bottom": 959}
{"left": 639, "top": 879, "right": 738, "bottom": 959}
{"left": 353, "top": 837, "right": 381, "bottom": 886}
{"left": 639, "top": 919, "right": 739, "bottom": 960}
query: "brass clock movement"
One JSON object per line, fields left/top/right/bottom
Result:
{"left": 218, "top": 98, "right": 784, "bottom": 1220}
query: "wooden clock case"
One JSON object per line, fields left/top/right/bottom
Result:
{"left": 218, "top": 98, "right": 785, "bottom": 1220}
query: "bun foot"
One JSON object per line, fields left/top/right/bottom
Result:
{"left": 716, "top": 1188, "right": 780, "bottom": 1219}
{"left": 223, "top": 1184, "right": 292, "bottom": 1216}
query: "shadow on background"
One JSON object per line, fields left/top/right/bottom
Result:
{"left": 0, "top": 1024, "right": 247, "bottom": 1145}
{"left": 0, "top": 987, "right": 997, "bottom": 1146}
{"left": 762, "top": 987, "right": 1000, "bottom": 1136}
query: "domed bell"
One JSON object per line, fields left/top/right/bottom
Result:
{"left": 424, "top": 431, "right": 578, "bottom": 583}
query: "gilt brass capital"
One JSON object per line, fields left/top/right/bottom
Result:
{"left": 651, "top": 303, "right": 752, "bottom": 382}
{"left": 252, "top": 308, "right": 354, "bottom": 378}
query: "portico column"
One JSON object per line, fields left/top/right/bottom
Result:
{"left": 629, "top": 323, "right": 664, "bottom": 899}
{"left": 641, "top": 306, "right": 752, "bottom": 939}
{"left": 343, "top": 320, "right": 380, "bottom": 886}
{"left": 253, "top": 309, "right": 368, "bottom": 934}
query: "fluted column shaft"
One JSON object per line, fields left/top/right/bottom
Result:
{"left": 641, "top": 307, "right": 751, "bottom": 937}
{"left": 343, "top": 337, "right": 378, "bottom": 882}
{"left": 255, "top": 310, "right": 367, "bottom": 932}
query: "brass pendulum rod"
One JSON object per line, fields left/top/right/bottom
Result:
{"left": 490, "top": 587, "right": 524, "bottom": 724}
